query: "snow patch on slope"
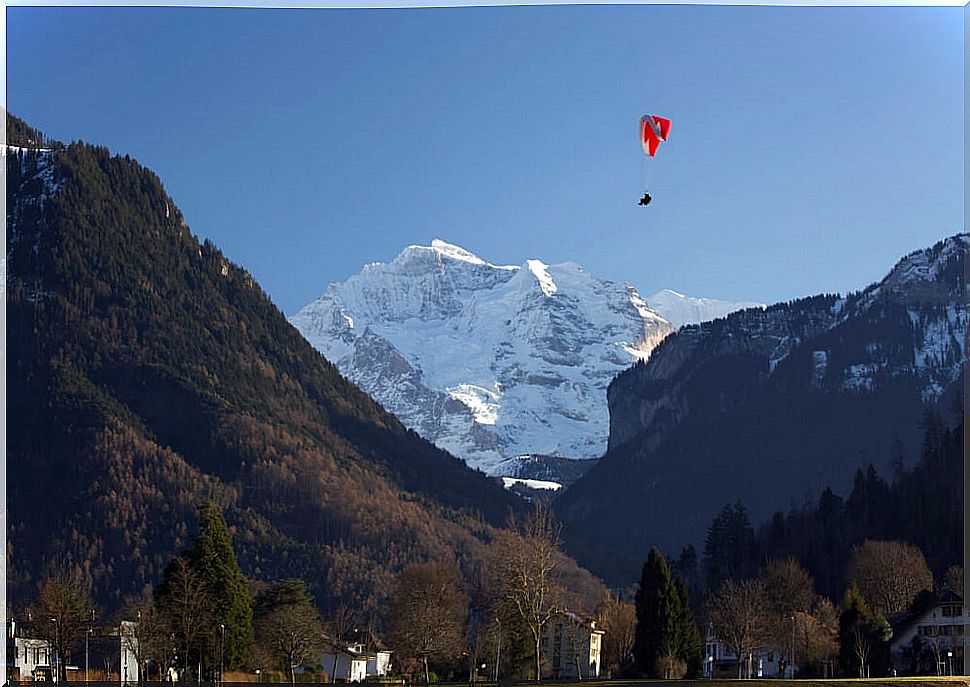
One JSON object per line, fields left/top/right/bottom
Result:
{"left": 647, "top": 288, "right": 765, "bottom": 328}
{"left": 501, "top": 477, "right": 563, "bottom": 492}
{"left": 291, "top": 240, "right": 675, "bottom": 474}
{"left": 526, "top": 260, "right": 558, "bottom": 297}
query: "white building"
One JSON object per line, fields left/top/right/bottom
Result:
{"left": 889, "top": 591, "right": 966, "bottom": 675}
{"left": 118, "top": 620, "right": 140, "bottom": 685}
{"left": 7, "top": 619, "right": 54, "bottom": 682}
{"left": 539, "top": 611, "right": 604, "bottom": 679}
{"left": 6, "top": 619, "right": 141, "bottom": 684}
{"left": 319, "top": 641, "right": 392, "bottom": 682}
{"left": 703, "top": 624, "right": 785, "bottom": 679}
{"left": 365, "top": 649, "right": 392, "bottom": 678}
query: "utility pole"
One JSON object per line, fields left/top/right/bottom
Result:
{"left": 790, "top": 615, "right": 796, "bottom": 679}
{"left": 219, "top": 623, "right": 226, "bottom": 687}
{"left": 50, "top": 617, "right": 59, "bottom": 684}
{"left": 493, "top": 618, "right": 501, "bottom": 682}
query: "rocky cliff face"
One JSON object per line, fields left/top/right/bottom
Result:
{"left": 291, "top": 240, "right": 675, "bottom": 475}
{"left": 558, "top": 234, "right": 967, "bottom": 585}
{"left": 608, "top": 235, "right": 967, "bottom": 452}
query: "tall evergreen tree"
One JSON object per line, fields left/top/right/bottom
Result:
{"left": 634, "top": 549, "right": 673, "bottom": 675}
{"left": 673, "top": 575, "right": 703, "bottom": 677}
{"left": 703, "top": 502, "right": 758, "bottom": 591}
{"left": 838, "top": 585, "right": 890, "bottom": 678}
{"left": 188, "top": 502, "right": 254, "bottom": 670}
{"left": 634, "top": 549, "right": 698, "bottom": 678}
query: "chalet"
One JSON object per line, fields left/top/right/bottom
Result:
{"left": 889, "top": 590, "right": 967, "bottom": 676}
{"left": 539, "top": 610, "right": 604, "bottom": 679}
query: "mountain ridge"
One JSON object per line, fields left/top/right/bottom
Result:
{"left": 8, "top": 116, "right": 594, "bottom": 615}
{"left": 556, "top": 233, "right": 967, "bottom": 585}
{"left": 292, "top": 240, "right": 762, "bottom": 478}
{"left": 645, "top": 288, "right": 766, "bottom": 329}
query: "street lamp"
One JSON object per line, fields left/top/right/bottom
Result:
{"left": 220, "top": 624, "right": 226, "bottom": 687}
{"left": 86, "top": 624, "right": 92, "bottom": 682}
{"left": 948, "top": 651, "right": 954, "bottom": 676}
{"left": 790, "top": 615, "right": 796, "bottom": 679}
{"left": 255, "top": 669, "right": 261, "bottom": 684}
{"left": 50, "top": 618, "right": 59, "bottom": 684}
{"left": 706, "top": 656, "right": 713, "bottom": 680}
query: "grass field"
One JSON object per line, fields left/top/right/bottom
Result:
{"left": 425, "top": 679, "right": 970, "bottom": 687}
{"left": 492, "top": 680, "right": 970, "bottom": 687}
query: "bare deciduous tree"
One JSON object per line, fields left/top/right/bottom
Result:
{"left": 846, "top": 540, "right": 932, "bottom": 616}
{"left": 851, "top": 626, "right": 871, "bottom": 677}
{"left": 758, "top": 558, "right": 817, "bottom": 675}
{"left": 388, "top": 562, "right": 468, "bottom": 685}
{"left": 324, "top": 603, "right": 357, "bottom": 683}
{"left": 494, "top": 503, "right": 563, "bottom": 682}
{"left": 596, "top": 592, "right": 635, "bottom": 676}
{"left": 157, "top": 557, "right": 214, "bottom": 679}
{"left": 706, "top": 578, "right": 767, "bottom": 679}
{"left": 255, "top": 581, "right": 326, "bottom": 684}
{"left": 120, "top": 592, "right": 175, "bottom": 683}
{"left": 796, "top": 599, "right": 839, "bottom": 671}
{"left": 35, "top": 568, "right": 93, "bottom": 682}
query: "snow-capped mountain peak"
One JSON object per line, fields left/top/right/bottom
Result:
{"left": 291, "top": 240, "right": 676, "bottom": 474}
{"left": 430, "top": 238, "right": 486, "bottom": 264}
{"left": 525, "top": 259, "right": 558, "bottom": 296}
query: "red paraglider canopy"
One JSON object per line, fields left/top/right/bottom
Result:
{"left": 640, "top": 114, "right": 671, "bottom": 157}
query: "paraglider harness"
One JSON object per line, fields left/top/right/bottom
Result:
{"left": 638, "top": 114, "right": 670, "bottom": 208}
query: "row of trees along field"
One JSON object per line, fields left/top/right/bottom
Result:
{"left": 599, "top": 545, "right": 960, "bottom": 680}
{"left": 16, "top": 407, "right": 960, "bottom": 683}
{"left": 598, "top": 406, "right": 963, "bottom": 680}
{"left": 15, "top": 502, "right": 612, "bottom": 684}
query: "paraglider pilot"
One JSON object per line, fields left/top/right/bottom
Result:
{"left": 637, "top": 114, "right": 670, "bottom": 207}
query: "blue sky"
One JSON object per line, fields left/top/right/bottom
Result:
{"left": 7, "top": 5, "right": 965, "bottom": 315}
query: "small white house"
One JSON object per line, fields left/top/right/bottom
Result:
{"left": 366, "top": 649, "right": 392, "bottom": 678}
{"left": 7, "top": 619, "right": 54, "bottom": 682}
{"left": 539, "top": 610, "right": 604, "bottom": 679}
{"left": 703, "top": 623, "right": 785, "bottom": 678}
{"left": 7, "top": 619, "right": 140, "bottom": 684}
{"left": 889, "top": 590, "right": 966, "bottom": 675}
{"left": 319, "top": 642, "right": 390, "bottom": 682}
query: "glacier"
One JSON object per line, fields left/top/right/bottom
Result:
{"left": 645, "top": 288, "right": 766, "bottom": 328}
{"left": 291, "top": 239, "right": 679, "bottom": 475}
